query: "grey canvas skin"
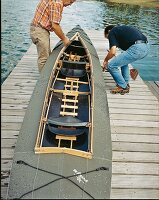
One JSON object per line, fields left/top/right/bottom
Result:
{"left": 7, "top": 25, "right": 112, "bottom": 199}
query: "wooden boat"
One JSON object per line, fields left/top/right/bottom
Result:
{"left": 8, "top": 25, "right": 112, "bottom": 199}
{"left": 35, "top": 30, "right": 94, "bottom": 158}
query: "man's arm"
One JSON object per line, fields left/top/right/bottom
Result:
{"left": 102, "top": 46, "right": 117, "bottom": 71}
{"left": 52, "top": 22, "right": 70, "bottom": 46}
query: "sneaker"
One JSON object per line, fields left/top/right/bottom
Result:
{"left": 111, "top": 85, "right": 129, "bottom": 95}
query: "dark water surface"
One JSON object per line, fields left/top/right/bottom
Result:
{"left": 1, "top": 0, "right": 159, "bottom": 84}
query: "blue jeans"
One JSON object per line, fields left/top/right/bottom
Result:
{"left": 108, "top": 43, "right": 149, "bottom": 88}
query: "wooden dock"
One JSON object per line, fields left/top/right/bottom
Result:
{"left": 1, "top": 30, "right": 159, "bottom": 199}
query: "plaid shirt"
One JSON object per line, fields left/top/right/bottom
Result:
{"left": 32, "top": 0, "right": 63, "bottom": 32}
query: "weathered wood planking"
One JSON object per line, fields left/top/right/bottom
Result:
{"left": 111, "top": 189, "right": 159, "bottom": 199}
{"left": 103, "top": 65, "right": 159, "bottom": 198}
{"left": 1, "top": 30, "right": 159, "bottom": 199}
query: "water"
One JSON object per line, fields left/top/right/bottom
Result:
{"left": 1, "top": 0, "right": 159, "bottom": 84}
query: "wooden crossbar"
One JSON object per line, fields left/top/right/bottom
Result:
{"left": 56, "top": 135, "right": 76, "bottom": 149}
{"left": 62, "top": 99, "right": 78, "bottom": 103}
{"left": 63, "top": 91, "right": 79, "bottom": 96}
{"left": 50, "top": 89, "right": 89, "bottom": 96}
{"left": 60, "top": 111, "right": 78, "bottom": 116}
{"left": 65, "top": 85, "right": 79, "bottom": 88}
{"left": 63, "top": 52, "right": 87, "bottom": 59}
{"left": 56, "top": 78, "right": 88, "bottom": 85}
{"left": 61, "top": 105, "right": 78, "bottom": 109}
{"left": 66, "top": 77, "right": 79, "bottom": 81}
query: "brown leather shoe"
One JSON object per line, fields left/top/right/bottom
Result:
{"left": 116, "top": 84, "right": 130, "bottom": 89}
{"left": 111, "top": 85, "right": 129, "bottom": 95}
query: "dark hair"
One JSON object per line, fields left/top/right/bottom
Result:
{"left": 104, "top": 25, "right": 115, "bottom": 36}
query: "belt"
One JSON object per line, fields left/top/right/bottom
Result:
{"left": 30, "top": 23, "right": 49, "bottom": 32}
{"left": 134, "top": 40, "right": 148, "bottom": 44}
{"left": 31, "top": 23, "right": 43, "bottom": 28}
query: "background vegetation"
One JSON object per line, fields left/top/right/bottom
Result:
{"left": 106, "top": 0, "right": 159, "bottom": 8}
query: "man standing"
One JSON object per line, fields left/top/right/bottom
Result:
{"left": 102, "top": 25, "right": 149, "bottom": 94}
{"left": 30, "top": 0, "right": 76, "bottom": 72}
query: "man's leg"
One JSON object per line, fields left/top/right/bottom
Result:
{"left": 108, "top": 52, "right": 133, "bottom": 89}
{"left": 121, "top": 64, "right": 129, "bottom": 85}
{"left": 30, "top": 26, "right": 51, "bottom": 72}
{"left": 36, "top": 28, "right": 51, "bottom": 72}
{"left": 108, "top": 43, "right": 149, "bottom": 89}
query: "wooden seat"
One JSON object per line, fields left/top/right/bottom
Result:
{"left": 61, "top": 68, "right": 86, "bottom": 77}
{"left": 47, "top": 116, "right": 88, "bottom": 127}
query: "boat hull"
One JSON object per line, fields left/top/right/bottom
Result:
{"left": 7, "top": 25, "right": 112, "bottom": 199}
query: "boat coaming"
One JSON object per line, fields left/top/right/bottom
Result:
{"left": 35, "top": 33, "right": 94, "bottom": 159}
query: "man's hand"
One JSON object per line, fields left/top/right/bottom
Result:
{"left": 63, "top": 36, "right": 70, "bottom": 47}
{"left": 102, "top": 60, "right": 108, "bottom": 72}
{"left": 52, "top": 23, "right": 70, "bottom": 46}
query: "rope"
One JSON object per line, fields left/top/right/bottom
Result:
{"left": 13, "top": 160, "right": 109, "bottom": 199}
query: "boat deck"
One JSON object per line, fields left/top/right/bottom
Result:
{"left": 1, "top": 30, "right": 159, "bottom": 199}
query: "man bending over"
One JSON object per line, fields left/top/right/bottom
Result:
{"left": 102, "top": 25, "right": 149, "bottom": 94}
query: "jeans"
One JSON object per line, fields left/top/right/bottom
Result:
{"left": 108, "top": 43, "right": 149, "bottom": 89}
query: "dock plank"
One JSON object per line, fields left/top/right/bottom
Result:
{"left": 1, "top": 139, "right": 18, "bottom": 148}
{"left": 111, "top": 175, "right": 159, "bottom": 188}
{"left": 113, "top": 151, "right": 159, "bottom": 163}
{"left": 1, "top": 130, "right": 19, "bottom": 139}
{"left": 108, "top": 98, "right": 158, "bottom": 104}
{"left": 111, "top": 126, "right": 159, "bottom": 135}
{"left": 112, "top": 162, "right": 159, "bottom": 175}
{"left": 111, "top": 189, "right": 159, "bottom": 199}
{"left": 111, "top": 133, "right": 159, "bottom": 143}
{"left": 110, "top": 114, "right": 159, "bottom": 121}
{"left": 110, "top": 119, "right": 159, "bottom": 128}
{"left": 112, "top": 142, "right": 159, "bottom": 152}
{"left": 1, "top": 149, "right": 15, "bottom": 159}
{"left": 1, "top": 123, "right": 22, "bottom": 131}
{"left": 108, "top": 102, "right": 158, "bottom": 109}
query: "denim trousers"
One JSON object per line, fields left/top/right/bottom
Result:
{"left": 108, "top": 43, "right": 149, "bottom": 89}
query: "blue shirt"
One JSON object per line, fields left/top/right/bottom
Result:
{"left": 108, "top": 25, "right": 147, "bottom": 50}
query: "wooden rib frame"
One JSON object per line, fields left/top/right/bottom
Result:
{"left": 35, "top": 146, "right": 92, "bottom": 159}
{"left": 34, "top": 32, "right": 94, "bottom": 159}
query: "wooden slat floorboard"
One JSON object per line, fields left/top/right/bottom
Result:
{"left": 1, "top": 30, "right": 159, "bottom": 199}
